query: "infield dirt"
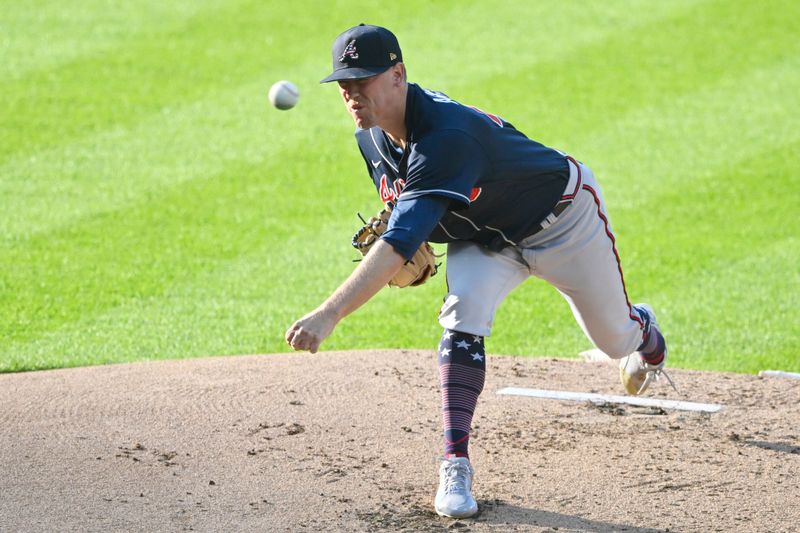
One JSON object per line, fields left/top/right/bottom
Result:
{"left": 1, "top": 350, "right": 798, "bottom": 532}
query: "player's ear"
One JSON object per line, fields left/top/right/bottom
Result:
{"left": 392, "top": 63, "right": 406, "bottom": 86}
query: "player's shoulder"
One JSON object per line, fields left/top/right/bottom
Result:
{"left": 408, "top": 91, "right": 480, "bottom": 148}
{"left": 411, "top": 85, "right": 467, "bottom": 123}
{"left": 410, "top": 84, "right": 491, "bottom": 139}
{"left": 412, "top": 128, "right": 483, "bottom": 158}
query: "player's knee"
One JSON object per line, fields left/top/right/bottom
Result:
{"left": 438, "top": 293, "right": 493, "bottom": 337}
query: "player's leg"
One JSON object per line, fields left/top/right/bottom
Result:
{"left": 439, "top": 241, "right": 530, "bottom": 337}
{"left": 437, "top": 329, "right": 486, "bottom": 458}
{"left": 434, "top": 241, "right": 528, "bottom": 517}
{"left": 434, "top": 328, "right": 484, "bottom": 518}
{"left": 519, "top": 162, "right": 667, "bottom": 393}
{"left": 438, "top": 241, "right": 528, "bottom": 456}
{"left": 619, "top": 303, "right": 669, "bottom": 394}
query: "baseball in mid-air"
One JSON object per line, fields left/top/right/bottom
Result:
{"left": 269, "top": 80, "right": 299, "bottom": 110}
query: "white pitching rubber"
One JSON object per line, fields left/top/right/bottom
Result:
{"left": 497, "top": 387, "right": 723, "bottom": 413}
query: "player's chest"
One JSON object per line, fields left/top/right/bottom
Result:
{"left": 368, "top": 142, "right": 408, "bottom": 204}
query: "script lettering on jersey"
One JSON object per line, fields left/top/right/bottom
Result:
{"left": 422, "top": 89, "right": 504, "bottom": 128}
{"left": 379, "top": 174, "right": 406, "bottom": 203}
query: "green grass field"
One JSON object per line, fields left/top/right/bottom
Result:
{"left": 2, "top": 0, "right": 798, "bottom": 373}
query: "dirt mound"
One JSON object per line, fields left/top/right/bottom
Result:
{"left": 1, "top": 350, "right": 797, "bottom": 532}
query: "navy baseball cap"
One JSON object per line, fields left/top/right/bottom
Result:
{"left": 320, "top": 24, "right": 403, "bottom": 83}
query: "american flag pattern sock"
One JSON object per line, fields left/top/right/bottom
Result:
{"left": 438, "top": 329, "right": 486, "bottom": 458}
{"left": 636, "top": 308, "right": 665, "bottom": 366}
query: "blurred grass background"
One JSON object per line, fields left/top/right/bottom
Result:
{"left": 1, "top": 0, "right": 797, "bottom": 372}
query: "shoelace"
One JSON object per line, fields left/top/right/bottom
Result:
{"left": 640, "top": 364, "right": 678, "bottom": 393}
{"left": 441, "top": 461, "right": 471, "bottom": 495}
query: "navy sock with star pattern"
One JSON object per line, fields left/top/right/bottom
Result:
{"left": 438, "top": 329, "right": 486, "bottom": 458}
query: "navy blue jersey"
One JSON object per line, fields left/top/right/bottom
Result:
{"left": 356, "top": 83, "right": 569, "bottom": 251}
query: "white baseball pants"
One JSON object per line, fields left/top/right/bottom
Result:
{"left": 438, "top": 160, "right": 645, "bottom": 358}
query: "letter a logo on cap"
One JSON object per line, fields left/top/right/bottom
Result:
{"left": 339, "top": 40, "right": 359, "bottom": 62}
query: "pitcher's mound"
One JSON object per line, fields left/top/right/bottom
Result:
{"left": 1, "top": 350, "right": 797, "bottom": 532}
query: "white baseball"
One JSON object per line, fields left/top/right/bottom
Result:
{"left": 268, "top": 80, "right": 299, "bottom": 110}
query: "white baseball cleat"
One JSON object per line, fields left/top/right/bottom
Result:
{"left": 620, "top": 304, "right": 674, "bottom": 395}
{"left": 620, "top": 352, "right": 668, "bottom": 395}
{"left": 434, "top": 456, "right": 478, "bottom": 518}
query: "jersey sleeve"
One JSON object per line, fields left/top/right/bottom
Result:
{"left": 380, "top": 195, "right": 450, "bottom": 260}
{"left": 398, "top": 130, "right": 490, "bottom": 209}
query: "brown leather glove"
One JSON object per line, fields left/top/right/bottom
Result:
{"left": 351, "top": 206, "right": 439, "bottom": 288}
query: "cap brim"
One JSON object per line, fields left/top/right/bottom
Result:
{"left": 320, "top": 65, "right": 391, "bottom": 83}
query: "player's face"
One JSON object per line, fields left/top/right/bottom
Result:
{"left": 337, "top": 68, "right": 396, "bottom": 129}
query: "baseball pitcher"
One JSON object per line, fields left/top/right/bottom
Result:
{"left": 285, "top": 24, "right": 669, "bottom": 518}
